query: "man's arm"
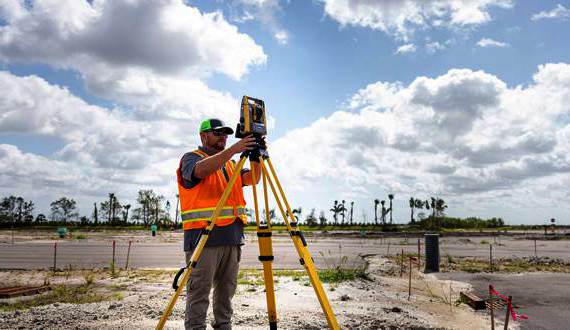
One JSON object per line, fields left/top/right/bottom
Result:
{"left": 241, "top": 161, "right": 261, "bottom": 186}
{"left": 193, "top": 136, "right": 257, "bottom": 179}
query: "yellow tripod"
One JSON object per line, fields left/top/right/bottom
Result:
{"left": 156, "top": 149, "right": 340, "bottom": 330}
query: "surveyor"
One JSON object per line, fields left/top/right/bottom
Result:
{"left": 177, "top": 118, "right": 260, "bottom": 330}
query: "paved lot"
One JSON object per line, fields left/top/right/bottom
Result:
{"left": 436, "top": 272, "right": 570, "bottom": 330}
{"left": 1, "top": 233, "right": 569, "bottom": 270}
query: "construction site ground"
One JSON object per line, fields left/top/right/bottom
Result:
{"left": 0, "top": 254, "right": 497, "bottom": 330}
{"left": 3, "top": 229, "right": 569, "bottom": 329}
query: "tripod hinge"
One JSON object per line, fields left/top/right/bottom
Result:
{"left": 290, "top": 230, "right": 308, "bottom": 246}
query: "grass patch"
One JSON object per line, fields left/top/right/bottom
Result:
{"left": 445, "top": 257, "right": 570, "bottom": 273}
{"left": 127, "top": 269, "right": 170, "bottom": 282}
{"left": 317, "top": 268, "right": 368, "bottom": 283}
{"left": 238, "top": 267, "right": 368, "bottom": 286}
{"left": 74, "top": 234, "right": 87, "bottom": 239}
{"left": 0, "top": 284, "right": 112, "bottom": 312}
{"left": 237, "top": 269, "right": 264, "bottom": 286}
{"left": 274, "top": 270, "right": 305, "bottom": 281}
{"left": 480, "top": 240, "right": 489, "bottom": 245}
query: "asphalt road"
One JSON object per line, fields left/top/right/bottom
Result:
{"left": 436, "top": 272, "right": 570, "bottom": 330}
{"left": 1, "top": 234, "right": 569, "bottom": 270}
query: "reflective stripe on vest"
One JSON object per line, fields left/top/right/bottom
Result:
{"left": 181, "top": 206, "right": 247, "bottom": 223}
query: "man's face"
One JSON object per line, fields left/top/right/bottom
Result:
{"left": 201, "top": 130, "right": 229, "bottom": 152}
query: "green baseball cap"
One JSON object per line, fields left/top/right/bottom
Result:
{"left": 199, "top": 118, "right": 234, "bottom": 135}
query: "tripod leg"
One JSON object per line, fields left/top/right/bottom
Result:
{"left": 260, "top": 159, "right": 340, "bottom": 330}
{"left": 156, "top": 156, "right": 248, "bottom": 330}
{"left": 251, "top": 164, "right": 278, "bottom": 329}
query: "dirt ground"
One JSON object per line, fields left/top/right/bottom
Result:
{"left": 0, "top": 255, "right": 508, "bottom": 330}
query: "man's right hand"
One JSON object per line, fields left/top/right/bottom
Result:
{"left": 230, "top": 135, "right": 257, "bottom": 154}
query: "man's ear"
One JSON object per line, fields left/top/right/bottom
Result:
{"left": 199, "top": 132, "right": 206, "bottom": 145}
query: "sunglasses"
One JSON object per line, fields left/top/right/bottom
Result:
{"left": 207, "top": 130, "right": 229, "bottom": 137}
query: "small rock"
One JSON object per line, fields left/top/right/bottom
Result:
{"left": 391, "top": 307, "right": 402, "bottom": 313}
{"left": 340, "top": 294, "right": 351, "bottom": 301}
{"left": 108, "top": 304, "right": 117, "bottom": 310}
{"left": 241, "top": 304, "right": 249, "bottom": 307}
{"left": 102, "top": 315, "right": 110, "bottom": 320}
{"left": 14, "top": 310, "right": 21, "bottom": 316}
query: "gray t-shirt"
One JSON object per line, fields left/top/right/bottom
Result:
{"left": 180, "top": 147, "right": 248, "bottom": 251}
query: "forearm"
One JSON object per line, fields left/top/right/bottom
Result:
{"left": 193, "top": 147, "right": 236, "bottom": 179}
{"left": 242, "top": 161, "right": 261, "bottom": 185}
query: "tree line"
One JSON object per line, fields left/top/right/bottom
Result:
{"left": 0, "top": 190, "right": 175, "bottom": 228}
{"left": 1, "top": 192, "right": 507, "bottom": 230}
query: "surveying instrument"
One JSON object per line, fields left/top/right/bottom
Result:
{"left": 156, "top": 96, "right": 340, "bottom": 329}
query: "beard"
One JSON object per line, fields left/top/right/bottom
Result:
{"left": 212, "top": 140, "right": 226, "bottom": 152}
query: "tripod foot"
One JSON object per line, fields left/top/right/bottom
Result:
{"left": 269, "top": 321, "right": 277, "bottom": 330}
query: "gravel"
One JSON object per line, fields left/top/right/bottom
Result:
{"left": 1, "top": 256, "right": 491, "bottom": 329}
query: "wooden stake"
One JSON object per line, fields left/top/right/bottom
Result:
{"left": 489, "top": 244, "right": 493, "bottom": 271}
{"left": 387, "top": 241, "right": 391, "bottom": 255}
{"left": 489, "top": 285, "right": 495, "bottom": 330}
{"left": 449, "top": 281, "right": 452, "bottom": 311}
{"left": 112, "top": 240, "right": 116, "bottom": 274}
{"left": 408, "top": 257, "right": 412, "bottom": 300}
{"left": 417, "top": 238, "right": 421, "bottom": 271}
{"left": 125, "top": 240, "right": 132, "bottom": 270}
{"left": 53, "top": 242, "right": 57, "bottom": 274}
{"left": 400, "top": 249, "right": 404, "bottom": 278}
{"left": 534, "top": 239, "right": 537, "bottom": 257}
{"left": 503, "top": 296, "right": 512, "bottom": 330}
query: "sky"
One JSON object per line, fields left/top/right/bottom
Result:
{"left": 1, "top": 0, "right": 569, "bottom": 225}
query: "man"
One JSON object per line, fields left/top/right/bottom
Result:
{"left": 176, "top": 118, "right": 260, "bottom": 330}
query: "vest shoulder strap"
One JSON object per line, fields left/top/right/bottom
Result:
{"left": 192, "top": 149, "right": 208, "bottom": 158}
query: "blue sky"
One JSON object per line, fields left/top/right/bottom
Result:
{"left": 1, "top": 0, "right": 569, "bottom": 225}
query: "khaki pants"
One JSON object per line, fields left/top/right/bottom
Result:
{"left": 185, "top": 246, "right": 241, "bottom": 330}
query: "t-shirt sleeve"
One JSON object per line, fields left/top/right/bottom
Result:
{"left": 181, "top": 152, "right": 203, "bottom": 189}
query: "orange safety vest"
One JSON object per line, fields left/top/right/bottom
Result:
{"left": 177, "top": 149, "right": 247, "bottom": 230}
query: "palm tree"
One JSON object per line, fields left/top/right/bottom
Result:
{"left": 430, "top": 197, "right": 436, "bottom": 218}
{"left": 108, "top": 193, "right": 114, "bottom": 224}
{"left": 350, "top": 202, "right": 354, "bottom": 226}
{"left": 435, "top": 198, "right": 447, "bottom": 218}
{"left": 388, "top": 194, "right": 394, "bottom": 224}
{"left": 330, "top": 200, "right": 342, "bottom": 226}
{"left": 380, "top": 200, "right": 386, "bottom": 225}
{"left": 374, "top": 199, "right": 380, "bottom": 226}
{"left": 414, "top": 198, "right": 423, "bottom": 223}
{"left": 409, "top": 197, "right": 415, "bottom": 223}
{"left": 123, "top": 204, "right": 131, "bottom": 224}
{"left": 93, "top": 203, "right": 98, "bottom": 225}
{"left": 340, "top": 200, "right": 346, "bottom": 225}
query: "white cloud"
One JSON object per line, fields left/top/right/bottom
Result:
{"left": 0, "top": 1, "right": 271, "bottom": 217}
{"left": 531, "top": 4, "right": 570, "bottom": 21}
{"left": 271, "top": 64, "right": 570, "bottom": 221}
{"left": 426, "top": 41, "right": 445, "bottom": 54}
{"left": 0, "top": 0, "right": 267, "bottom": 82}
{"left": 320, "top": 0, "right": 513, "bottom": 40}
{"left": 477, "top": 38, "right": 509, "bottom": 48}
{"left": 233, "top": 0, "right": 290, "bottom": 45}
{"left": 395, "top": 43, "right": 416, "bottom": 54}
{"left": 274, "top": 30, "right": 289, "bottom": 45}
{"left": 0, "top": 71, "right": 246, "bottom": 216}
